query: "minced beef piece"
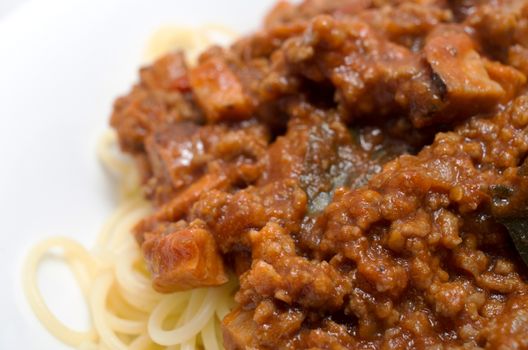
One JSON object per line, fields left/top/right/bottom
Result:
{"left": 110, "top": 0, "right": 528, "bottom": 348}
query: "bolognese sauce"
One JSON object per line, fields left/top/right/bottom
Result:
{"left": 111, "top": 0, "right": 528, "bottom": 348}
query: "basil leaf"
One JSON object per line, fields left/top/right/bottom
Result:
{"left": 489, "top": 183, "right": 528, "bottom": 267}
{"left": 498, "top": 217, "right": 528, "bottom": 267}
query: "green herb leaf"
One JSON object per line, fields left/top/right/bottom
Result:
{"left": 489, "top": 181, "right": 528, "bottom": 267}
{"left": 498, "top": 217, "right": 528, "bottom": 267}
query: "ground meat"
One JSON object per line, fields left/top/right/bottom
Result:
{"left": 110, "top": 0, "right": 528, "bottom": 348}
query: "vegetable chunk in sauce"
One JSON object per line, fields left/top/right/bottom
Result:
{"left": 110, "top": 0, "right": 528, "bottom": 348}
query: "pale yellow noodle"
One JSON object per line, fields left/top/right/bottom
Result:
{"left": 96, "top": 130, "right": 131, "bottom": 176}
{"left": 94, "top": 198, "right": 147, "bottom": 250}
{"left": 23, "top": 238, "right": 99, "bottom": 346}
{"left": 23, "top": 25, "right": 237, "bottom": 350}
{"left": 107, "top": 289, "right": 147, "bottom": 322}
{"left": 201, "top": 318, "right": 220, "bottom": 350}
{"left": 106, "top": 313, "right": 146, "bottom": 335}
{"left": 128, "top": 333, "right": 151, "bottom": 350}
{"left": 181, "top": 339, "right": 196, "bottom": 350}
{"left": 147, "top": 290, "right": 212, "bottom": 346}
{"left": 24, "top": 130, "right": 233, "bottom": 350}
{"left": 90, "top": 273, "right": 128, "bottom": 350}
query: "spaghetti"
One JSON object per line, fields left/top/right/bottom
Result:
{"left": 23, "top": 26, "right": 237, "bottom": 350}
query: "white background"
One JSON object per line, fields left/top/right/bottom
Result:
{"left": 0, "top": 0, "right": 29, "bottom": 19}
{"left": 0, "top": 0, "right": 276, "bottom": 348}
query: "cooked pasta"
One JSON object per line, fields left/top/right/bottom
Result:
{"left": 23, "top": 26, "right": 237, "bottom": 350}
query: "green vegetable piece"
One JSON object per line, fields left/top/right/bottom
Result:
{"left": 499, "top": 217, "right": 528, "bottom": 267}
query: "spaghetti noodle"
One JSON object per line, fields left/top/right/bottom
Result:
{"left": 23, "top": 26, "right": 237, "bottom": 350}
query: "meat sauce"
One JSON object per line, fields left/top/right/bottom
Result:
{"left": 110, "top": 0, "right": 528, "bottom": 348}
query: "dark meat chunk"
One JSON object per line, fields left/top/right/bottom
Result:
{"left": 424, "top": 25, "right": 525, "bottom": 112}
{"left": 143, "top": 122, "right": 202, "bottom": 202}
{"left": 189, "top": 52, "right": 253, "bottom": 122}
{"left": 111, "top": 52, "right": 201, "bottom": 154}
{"left": 425, "top": 26, "right": 504, "bottom": 100}
{"left": 141, "top": 220, "right": 228, "bottom": 292}
{"left": 144, "top": 121, "right": 268, "bottom": 204}
{"left": 135, "top": 171, "right": 231, "bottom": 243}
{"left": 139, "top": 52, "right": 191, "bottom": 91}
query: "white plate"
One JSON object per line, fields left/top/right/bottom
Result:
{"left": 0, "top": 0, "right": 276, "bottom": 348}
